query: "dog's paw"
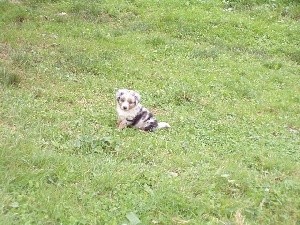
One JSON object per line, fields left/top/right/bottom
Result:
{"left": 117, "top": 121, "right": 127, "bottom": 130}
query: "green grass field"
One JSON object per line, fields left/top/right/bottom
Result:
{"left": 1, "top": 0, "right": 300, "bottom": 224}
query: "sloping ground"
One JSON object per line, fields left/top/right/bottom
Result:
{"left": 1, "top": 0, "right": 299, "bottom": 224}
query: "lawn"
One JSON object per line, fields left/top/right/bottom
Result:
{"left": 1, "top": 0, "right": 300, "bottom": 224}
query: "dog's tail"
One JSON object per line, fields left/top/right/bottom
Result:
{"left": 157, "top": 122, "right": 171, "bottom": 129}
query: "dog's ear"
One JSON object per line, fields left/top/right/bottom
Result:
{"left": 116, "top": 89, "right": 126, "bottom": 100}
{"left": 133, "top": 91, "right": 141, "bottom": 103}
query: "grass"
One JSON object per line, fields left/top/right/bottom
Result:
{"left": 1, "top": 0, "right": 299, "bottom": 224}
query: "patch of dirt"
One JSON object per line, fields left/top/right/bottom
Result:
{"left": 0, "top": 43, "right": 12, "bottom": 62}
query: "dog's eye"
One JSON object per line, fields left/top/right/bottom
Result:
{"left": 120, "top": 98, "right": 125, "bottom": 102}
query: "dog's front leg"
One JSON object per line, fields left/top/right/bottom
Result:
{"left": 118, "top": 120, "right": 128, "bottom": 129}
{"left": 117, "top": 118, "right": 122, "bottom": 127}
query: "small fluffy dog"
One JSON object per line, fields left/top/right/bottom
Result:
{"left": 116, "top": 89, "right": 170, "bottom": 131}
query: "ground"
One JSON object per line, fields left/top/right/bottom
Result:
{"left": 0, "top": 0, "right": 300, "bottom": 224}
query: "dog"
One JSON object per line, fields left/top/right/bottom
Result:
{"left": 116, "top": 89, "right": 170, "bottom": 131}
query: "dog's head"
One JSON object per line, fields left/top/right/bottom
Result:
{"left": 116, "top": 89, "right": 141, "bottom": 111}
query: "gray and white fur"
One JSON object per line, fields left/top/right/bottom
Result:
{"left": 116, "top": 89, "right": 170, "bottom": 131}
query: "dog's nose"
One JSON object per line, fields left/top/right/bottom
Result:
{"left": 123, "top": 106, "right": 128, "bottom": 110}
